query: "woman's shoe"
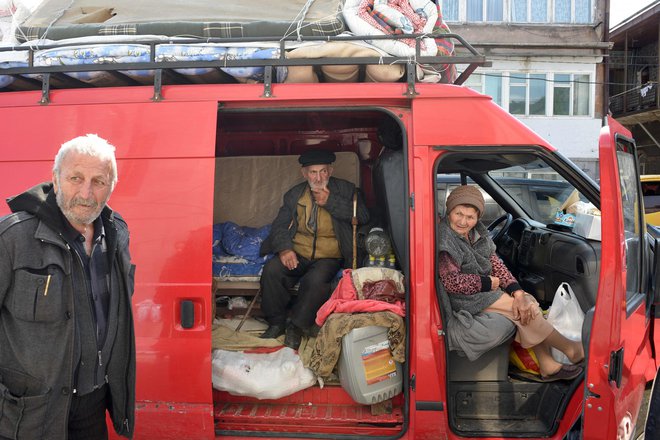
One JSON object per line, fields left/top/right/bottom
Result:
{"left": 540, "top": 364, "right": 583, "bottom": 382}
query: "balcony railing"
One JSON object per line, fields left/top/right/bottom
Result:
{"left": 610, "top": 82, "right": 658, "bottom": 115}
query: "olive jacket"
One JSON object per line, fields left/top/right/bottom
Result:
{"left": 261, "top": 177, "right": 369, "bottom": 267}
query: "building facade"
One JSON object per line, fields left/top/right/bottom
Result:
{"left": 442, "top": 0, "right": 609, "bottom": 178}
{"left": 609, "top": 2, "right": 660, "bottom": 174}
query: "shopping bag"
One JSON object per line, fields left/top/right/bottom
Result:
{"left": 509, "top": 340, "right": 541, "bottom": 375}
{"left": 546, "top": 282, "right": 584, "bottom": 364}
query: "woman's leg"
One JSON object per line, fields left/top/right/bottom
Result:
{"left": 544, "top": 328, "right": 584, "bottom": 363}
{"left": 485, "top": 294, "right": 584, "bottom": 375}
{"left": 533, "top": 340, "right": 564, "bottom": 377}
{"left": 533, "top": 333, "right": 584, "bottom": 377}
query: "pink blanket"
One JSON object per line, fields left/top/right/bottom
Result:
{"left": 316, "top": 269, "right": 406, "bottom": 326}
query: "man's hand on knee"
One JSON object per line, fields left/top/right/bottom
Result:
{"left": 279, "top": 249, "right": 299, "bottom": 270}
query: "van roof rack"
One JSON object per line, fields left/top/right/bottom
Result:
{"left": 0, "top": 33, "right": 489, "bottom": 102}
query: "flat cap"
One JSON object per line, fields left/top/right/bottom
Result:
{"left": 298, "top": 149, "right": 336, "bottom": 167}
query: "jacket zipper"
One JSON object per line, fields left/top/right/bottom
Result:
{"left": 72, "top": 244, "right": 103, "bottom": 387}
{"left": 62, "top": 239, "right": 76, "bottom": 440}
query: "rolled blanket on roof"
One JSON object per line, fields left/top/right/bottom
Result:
{"left": 342, "top": 0, "right": 438, "bottom": 57}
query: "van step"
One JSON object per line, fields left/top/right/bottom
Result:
{"left": 215, "top": 402, "right": 403, "bottom": 436}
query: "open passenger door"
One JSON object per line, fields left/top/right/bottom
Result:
{"left": 583, "top": 115, "right": 653, "bottom": 438}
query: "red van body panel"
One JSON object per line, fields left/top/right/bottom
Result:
{"left": 0, "top": 82, "right": 656, "bottom": 439}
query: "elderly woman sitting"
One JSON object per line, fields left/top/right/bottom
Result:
{"left": 439, "top": 185, "right": 584, "bottom": 381}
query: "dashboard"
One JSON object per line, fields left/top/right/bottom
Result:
{"left": 494, "top": 218, "right": 600, "bottom": 312}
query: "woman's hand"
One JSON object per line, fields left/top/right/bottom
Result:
{"left": 489, "top": 276, "right": 500, "bottom": 290}
{"left": 511, "top": 290, "right": 539, "bottom": 326}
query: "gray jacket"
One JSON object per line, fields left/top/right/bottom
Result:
{"left": 261, "top": 177, "right": 369, "bottom": 267}
{"left": 0, "top": 183, "right": 136, "bottom": 439}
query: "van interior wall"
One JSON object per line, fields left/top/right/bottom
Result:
{"left": 214, "top": 110, "right": 399, "bottom": 216}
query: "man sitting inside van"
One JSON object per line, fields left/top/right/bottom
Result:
{"left": 259, "top": 149, "right": 369, "bottom": 349}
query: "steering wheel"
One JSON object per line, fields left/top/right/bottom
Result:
{"left": 487, "top": 213, "right": 513, "bottom": 242}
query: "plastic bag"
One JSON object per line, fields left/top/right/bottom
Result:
{"left": 546, "top": 282, "right": 584, "bottom": 364}
{"left": 509, "top": 340, "right": 540, "bottom": 375}
{"left": 212, "top": 347, "right": 316, "bottom": 399}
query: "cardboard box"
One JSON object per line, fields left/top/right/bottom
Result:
{"left": 574, "top": 213, "right": 601, "bottom": 241}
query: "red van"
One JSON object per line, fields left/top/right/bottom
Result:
{"left": 0, "top": 33, "right": 658, "bottom": 440}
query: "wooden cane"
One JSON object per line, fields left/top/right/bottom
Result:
{"left": 352, "top": 190, "right": 358, "bottom": 269}
{"left": 234, "top": 288, "right": 261, "bottom": 333}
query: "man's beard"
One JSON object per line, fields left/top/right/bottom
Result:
{"left": 308, "top": 178, "right": 329, "bottom": 191}
{"left": 56, "top": 191, "right": 107, "bottom": 226}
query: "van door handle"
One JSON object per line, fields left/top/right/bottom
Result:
{"left": 180, "top": 300, "right": 195, "bottom": 329}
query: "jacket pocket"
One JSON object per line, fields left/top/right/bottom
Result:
{"left": 8, "top": 267, "right": 65, "bottom": 322}
{"left": 0, "top": 367, "right": 50, "bottom": 440}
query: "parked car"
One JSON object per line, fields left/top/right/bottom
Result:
{"left": 437, "top": 175, "right": 571, "bottom": 226}
{"left": 642, "top": 174, "right": 660, "bottom": 226}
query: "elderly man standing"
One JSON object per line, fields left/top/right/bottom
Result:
{"left": 259, "top": 149, "right": 369, "bottom": 349}
{"left": 0, "top": 134, "right": 135, "bottom": 440}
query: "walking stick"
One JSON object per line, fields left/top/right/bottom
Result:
{"left": 234, "top": 288, "right": 261, "bottom": 333}
{"left": 352, "top": 190, "right": 358, "bottom": 269}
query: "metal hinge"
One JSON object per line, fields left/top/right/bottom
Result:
{"left": 410, "top": 374, "right": 416, "bottom": 391}
{"left": 409, "top": 193, "right": 415, "bottom": 210}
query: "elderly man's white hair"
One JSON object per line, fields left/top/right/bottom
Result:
{"left": 53, "top": 134, "right": 118, "bottom": 189}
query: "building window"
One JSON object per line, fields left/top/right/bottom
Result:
{"left": 509, "top": 73, "right": 547, "bottom": 115}
{"left": 553, "top": 73, "right": 590, "bottom": 116}
{"left": 444, "top": 0, "right": 591, "bottom": 23}
{"left": 463, "top": 72, "right": 503, "bottom": 107}
{"left": 485, "top": 73, "right": 503, "bottom": 106}
{"left": 555, "top": 0, "right": 592, "bottom": 23}
{"left": 553, "top": 74, "right": 571, "bottom": 115}
{"left": 443, "top": 0, "right": 459, "bottom": 21}
{"left": 552, "top": 73, "right": 590, "bottom": 116}
{"left": 467, "top": 0, "right": 504, "bottom": 22}
{"left": 573, "top": 74, "right": 590, "bottom": 115}
{"left": 512, "top": 0, "right": 548, "bottom": 22}
{"left": 463, "top": 71, "right": 591, "bottom": 116}
{"left": 529, "top": 74, "right": 546, "bottom": 115}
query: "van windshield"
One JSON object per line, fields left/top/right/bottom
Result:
{"left": 487, "top": 158, "right": 587, "bottom": 225}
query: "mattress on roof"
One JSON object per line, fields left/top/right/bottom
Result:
{"left": 17, "top": 0, "right": 345, "bottom": 42}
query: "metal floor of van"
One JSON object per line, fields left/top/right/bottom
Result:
{"left": 214, "top": 388, "right": 404, "bottom": 436}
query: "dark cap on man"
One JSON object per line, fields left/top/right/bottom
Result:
{"left": 298, "top": 149, "right": 336, "bottom": 167}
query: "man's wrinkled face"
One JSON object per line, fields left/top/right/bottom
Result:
{"left": 302, "top": 164, "right": 332, "bottom": 190}
{"left": 53, "top": 151, "right": 114, "bottom": 227}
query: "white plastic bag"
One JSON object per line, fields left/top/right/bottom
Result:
{"left": 212, "top": 347, "right": 316, "bottom": 399}
{"left": 546, "top": 282, "right": 585, "bottom": 364}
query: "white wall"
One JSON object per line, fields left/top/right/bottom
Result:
{"left": 517, "top": 116, "right": 602, "bottom": 158}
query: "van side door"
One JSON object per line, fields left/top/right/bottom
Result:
{"left": 583, "top": 116, "right": 654, "bottom": 438}
{"left": 0, "top": 101, "right": 218, "bottom": 440}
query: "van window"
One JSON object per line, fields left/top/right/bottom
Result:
{"left": 616, "top": 139, "right": 645, "bottom": 300}
{"left": 488, "top": 158, "right": 579, "bottom": 225}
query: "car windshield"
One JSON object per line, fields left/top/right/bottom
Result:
{"left": 488, "top": 157, "right": 590, "bottom": 225}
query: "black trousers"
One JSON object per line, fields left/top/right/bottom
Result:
{"left": 68, "top": 384, "right": 108, "bottom": 440}
{"left": 260, "top": 255, "right": 341, "bottom": 329}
